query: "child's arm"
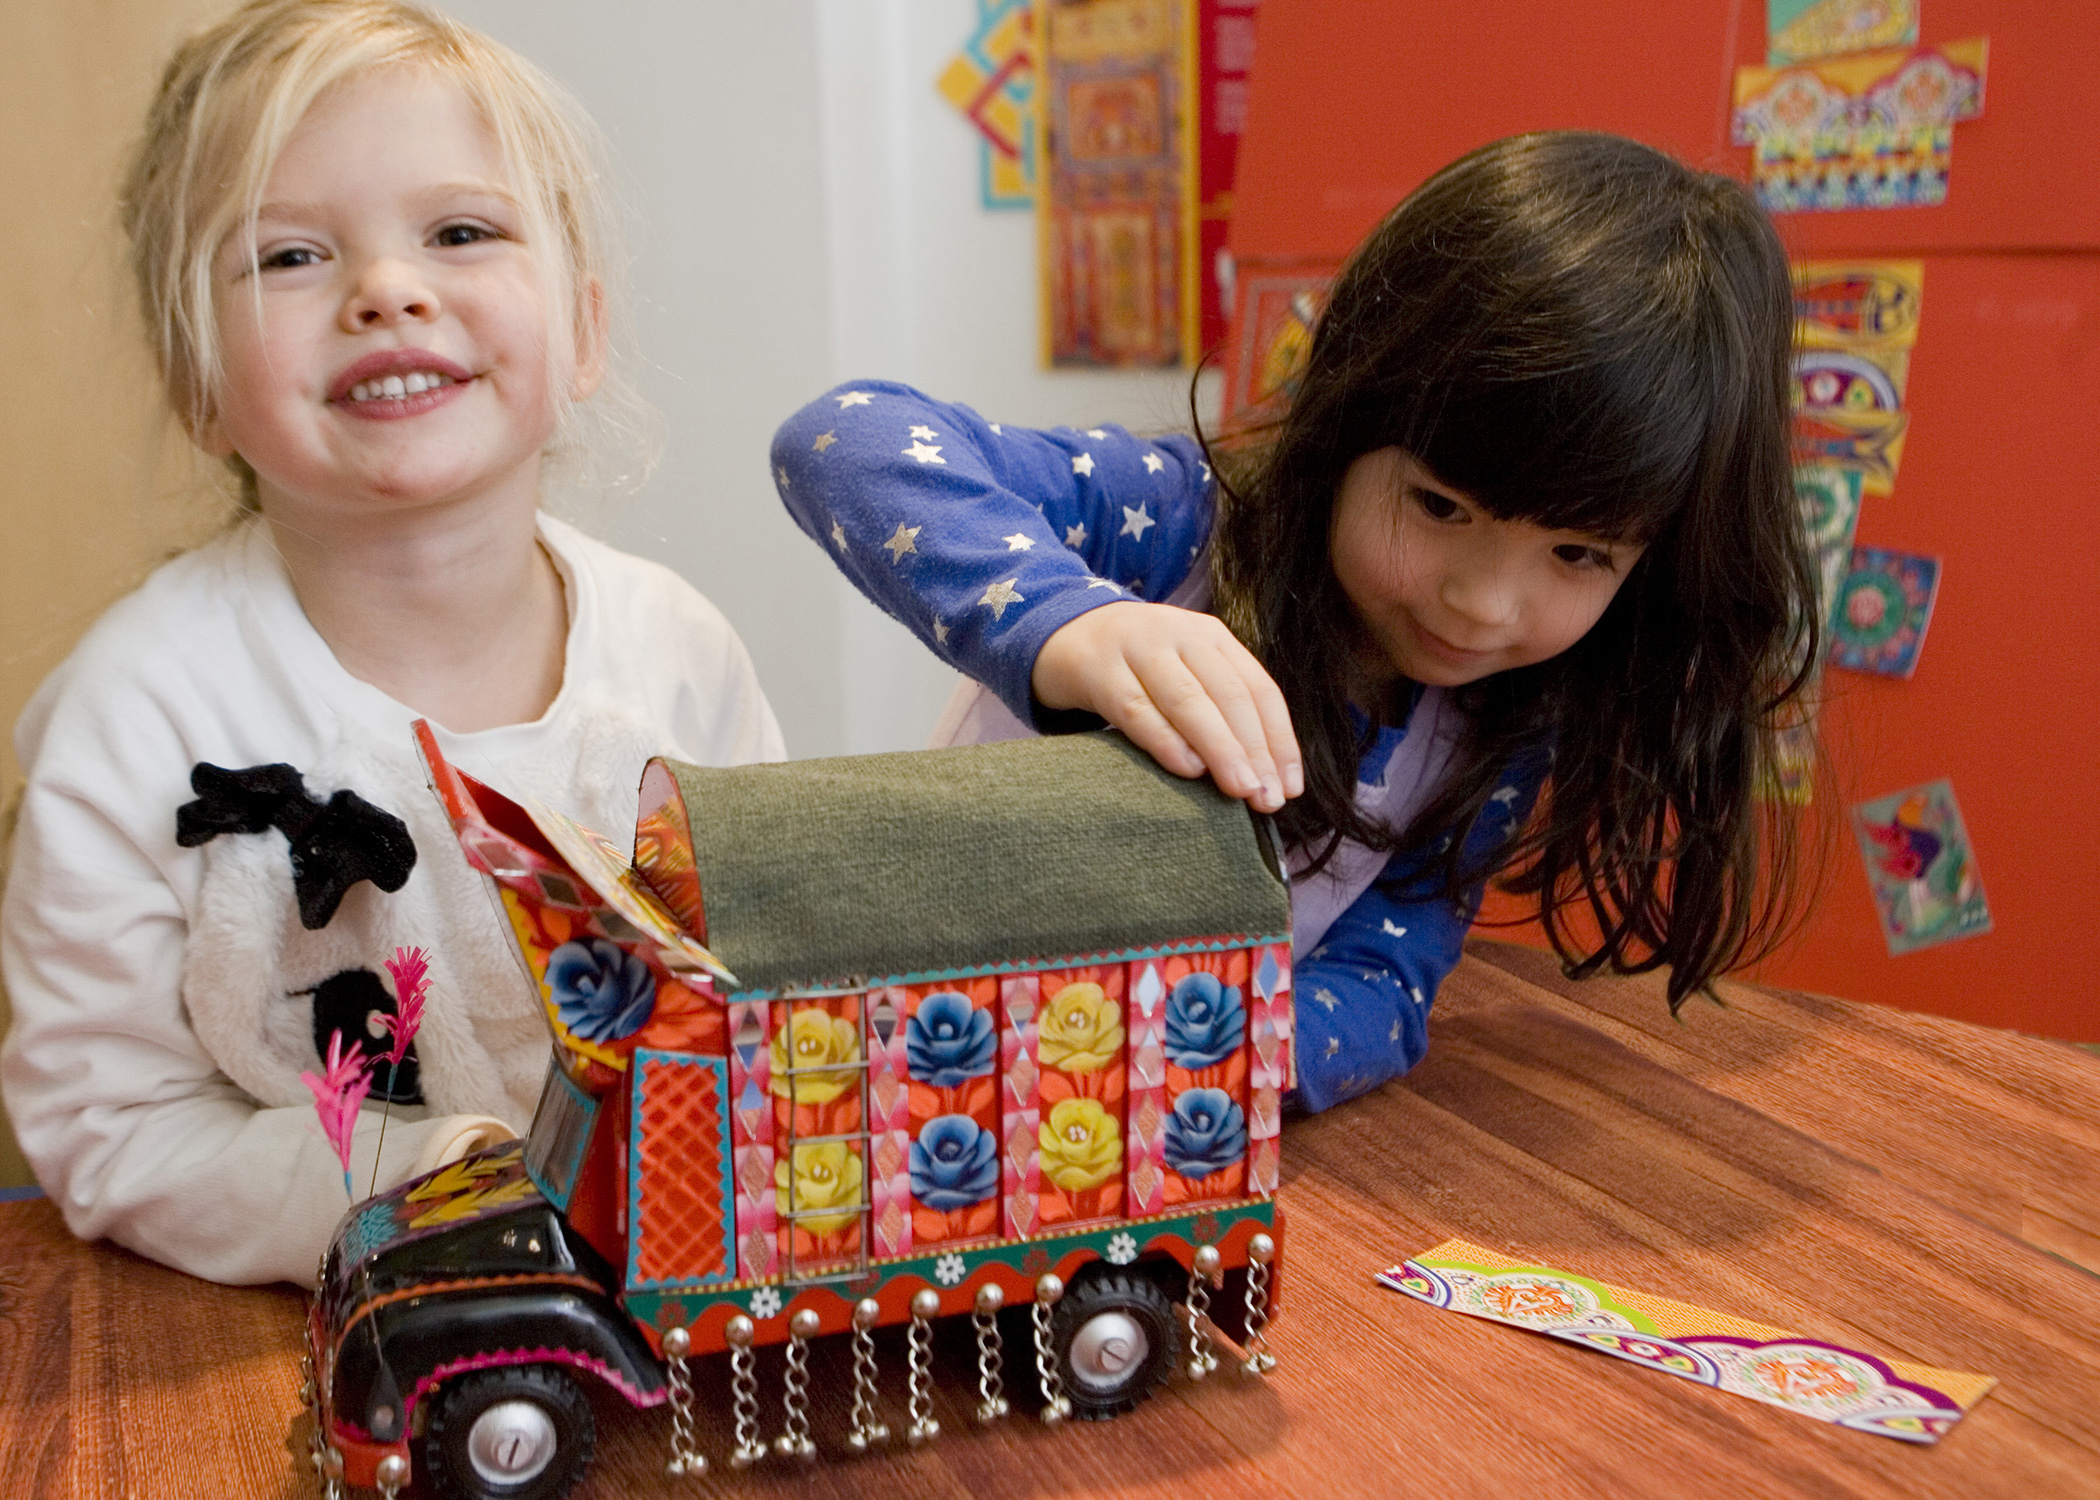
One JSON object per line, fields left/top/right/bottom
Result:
{"left": 1291, "top": 747, "right": 1549, "bottom": 1110}
{"left": 772, "top": 382, "right": 1298, "bottom": 809}
{"left": 0, "top": 776, "right": 480, "bottom": 1286}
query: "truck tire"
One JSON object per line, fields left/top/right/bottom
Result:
{"left": 1052, "top": 1269, "right": 1176, "bottom": 1419}
{"left": 422, "top": 1365, "right": 596, "bottom": 1500}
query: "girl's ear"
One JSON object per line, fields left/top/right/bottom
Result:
{"left": 571, "top": 275, "right": 608, "bottom": 403}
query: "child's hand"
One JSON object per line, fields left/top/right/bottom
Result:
{"left": 1033, "top": 601, "right": 1302, "bottom": 813}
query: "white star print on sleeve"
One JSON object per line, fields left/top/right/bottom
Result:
{"left": 771, "top": 380, "right": 1217, "bottom": 730}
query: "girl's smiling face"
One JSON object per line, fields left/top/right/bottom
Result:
{"left": 204, "top": 68, "right": 599, "bottom": 522}
{"left": 1330, "top": 447, "right": 1645, "bottom": 690}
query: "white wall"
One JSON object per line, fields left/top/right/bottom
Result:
{"left": 445, "top": 0, "right": 1197, "bottom": 757}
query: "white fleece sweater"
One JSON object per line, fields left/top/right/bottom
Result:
{"left": 1, "top": 515, "right": 782, "bottom": 1285}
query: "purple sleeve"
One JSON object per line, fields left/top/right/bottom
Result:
{"left": 772, "top": 381, "right": 1215, "bottom": 728}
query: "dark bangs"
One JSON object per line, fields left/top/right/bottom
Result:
{"left": 1325, "top": 132, "right": 1783, "bottom": 547}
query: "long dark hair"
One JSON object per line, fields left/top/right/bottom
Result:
{"left": 1204, "top": 132, "right": 1820, "bottom": 1008}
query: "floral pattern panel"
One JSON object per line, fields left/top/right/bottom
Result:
{"left": 770, "top": 995, "right": 867, "bottom": 1272}
{"left": 903, "top": 979, "right": 1003, "bottom": 1245}
{"left": 1035, "top": 965, "right": 1128, "bottom": 1228}
{"left": 1159, "top": 950, "right": 1249, "bottom": 1206}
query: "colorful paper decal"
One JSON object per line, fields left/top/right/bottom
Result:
{"left": 1733, "top": 38, "right": 1987, "bottom": 213}
{"left": 938, "top": 0, "right": 1038, "bottom": 209}
{"left": 1768, "top": 0, "right": 1918, "bottom": 66}
{"left": 1220, "top": 259, "right": 1338, "bottom": 421}
{"left": 1852, "top": 779, "right": 1991, "bottom": 954}
{"left": 1831, "top": 547, "right": 1941, "bottom": 677}
{"left": 1796, "top": 404, "right": 1909, "bottom": 497}
{"left": 1767, "top": 706, "right": 1820, "bottom": 805}
{"left": 1379, "top": 1239, "right": 1996, "bottom": 1443}
{"left": 1038, "top": 0, "right": 1191, "bottom": 366}
{"left": 1796, "top": 463, "right": 1865, "bottom": 633}
{"left": 1794, "top": 260, "right": 1923, "bottom": 349}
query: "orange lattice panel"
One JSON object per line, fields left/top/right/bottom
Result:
{"left": 631, "top": 1053, "right": 731, "bottom": 1286}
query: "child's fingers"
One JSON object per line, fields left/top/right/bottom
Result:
{"left": 1134, "top": 640, "right": 1287, "bottom": 811}
{"left": 1214, "top": 631, "right": 1303, "bottom": 801}
{"left": 1033, "top": 603, "right": 1299, "bottom": 810}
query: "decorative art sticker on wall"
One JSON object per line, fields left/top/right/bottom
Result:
{"left": 1037, "top": 0, "right": 1190, "bottom": 366}
{"left": 1851, "top": 778, "right": 1992, "bottom": 955}
{"left": 1733, "top": 38, "right": 1987, "bottom": 213}
{"left": 1831, "top": 546, "right": 1941, "bottom": 678}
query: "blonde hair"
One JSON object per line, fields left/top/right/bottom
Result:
{"left": 121, "top": 0, "right": 651, "bottom": 510}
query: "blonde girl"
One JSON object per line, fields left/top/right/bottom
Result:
{"left": 1, "top": 0, "right": 781, "bottom": 1284}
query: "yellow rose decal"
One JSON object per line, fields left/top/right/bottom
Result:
{"left": 775, "top": 1141, "right": 865, "bottom": 1233}
{"left": 769, "top": 1009, "right": 861, "bottom": 1105}
{"left": 1039, "top": 1097, "right": 1123, "bottom": 1193}
{"left": 1037, "top": 982, "right": 1124, "bottom": 1074}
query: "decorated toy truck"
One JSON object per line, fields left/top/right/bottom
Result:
{"left": 306, "top": 724, "right": 1295, "bottom": 1498}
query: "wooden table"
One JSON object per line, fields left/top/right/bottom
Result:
{"left": 4, "top": 941, "right": 2097, "bottom": 1499}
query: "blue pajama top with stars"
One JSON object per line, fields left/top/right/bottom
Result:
{"left": 771, "top": 380, "right": 1546, "bottom": 1113}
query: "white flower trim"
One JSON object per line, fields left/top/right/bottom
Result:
{"left": 1105, "top": 1232, "right": 1139, "bottom": 1265}
{"left": 749, "top": 1286, "right": 784, "bottom": 1319}
{"left": 934, "top": 1253, "right": 968, "bottom": 1287}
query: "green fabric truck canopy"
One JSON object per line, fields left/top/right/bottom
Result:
{"left": 655, "top": 732, "right": 1291, "bottom": 995}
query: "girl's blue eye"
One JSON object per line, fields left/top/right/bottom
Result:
{"left": 433, "top": 222, "right": 498, "bottom": 247}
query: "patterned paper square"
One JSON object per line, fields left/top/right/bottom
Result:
{"left": 1851, "top": 779, "right": 1992, "bottom": 955}
{"left": 1831, "top": 547, "right": 1940, "bottom": 678}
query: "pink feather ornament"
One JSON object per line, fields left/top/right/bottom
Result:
{"left": 302, "top": 1029, "right": 373, "bottom": 1199}
{"left": 380, "top": 945, "right": 430, "bottom": 1071}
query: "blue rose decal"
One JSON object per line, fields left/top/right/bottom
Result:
{"left": 1162, "top": 1088, "right": 1247, "bottom": 1180}
{"left": 909, "top": 1113, "right": 1000, "bottom": 1209}
{"left": 546, "top": 937, "right": 656, "bottom": 1042}
{"left": 1164, "top": 972, "right": 1245, "bottom": 1069}
{"left": 905, "top": 991, "right": 996, "bottom": 1087}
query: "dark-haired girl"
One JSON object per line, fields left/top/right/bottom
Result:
{"left": 771, "top": 132, "right": 1819, "bottom": 1111}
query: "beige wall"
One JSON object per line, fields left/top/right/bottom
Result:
{"left": 1, "top": 0, "right": 231, "bottom": 1190}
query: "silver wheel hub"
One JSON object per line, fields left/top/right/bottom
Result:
{"left": 466, "top": 1398, "right": 559, "bottom": 1484}
{"left": 1067, "top": 1310, "right": 1149, "bottom": 1391}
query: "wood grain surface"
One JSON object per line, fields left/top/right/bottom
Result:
{"left": 3, "top": 943, "right": 2095, "bottom": 1499}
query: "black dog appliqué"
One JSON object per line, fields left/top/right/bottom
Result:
{"left": 176, "top": 761, "right": 416, "bottom": 929}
